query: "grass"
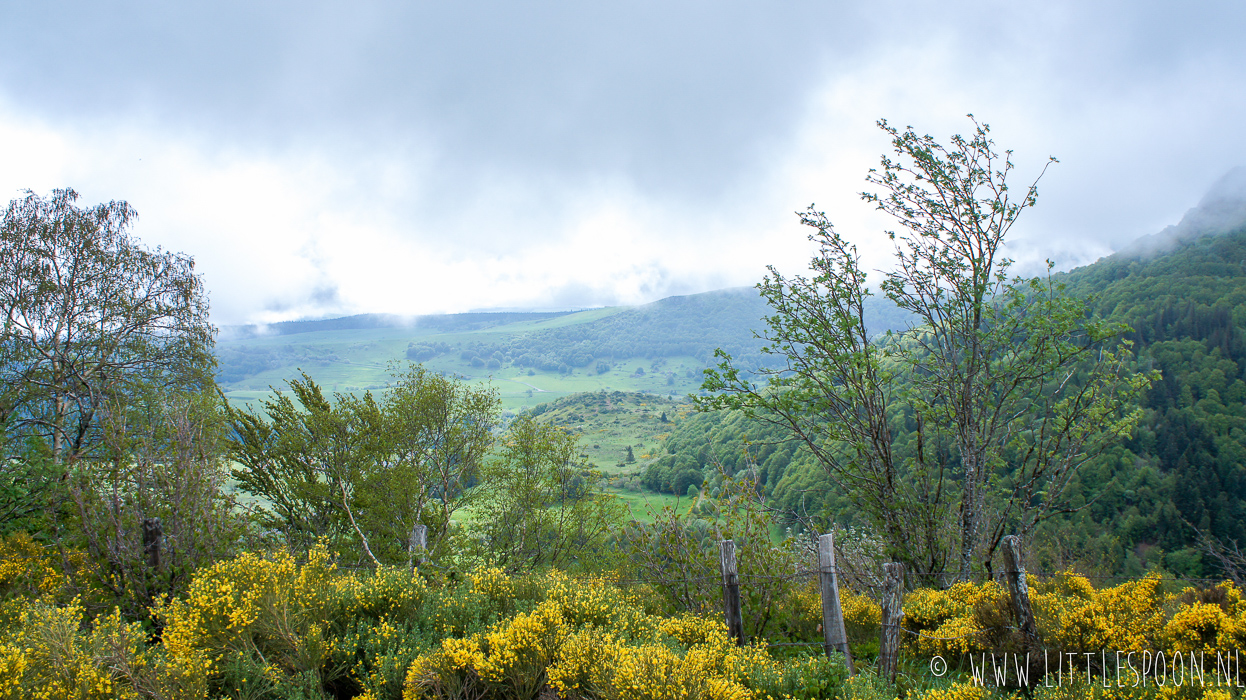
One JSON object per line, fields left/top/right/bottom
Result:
{"left": 606, "top": 489, "right": 692, "bottom": 523}
{"left": 528, "top": 390, "right": 697, "bottom": 473}
{"left": 217, "top": 308, "right": 712, "bottom": 412}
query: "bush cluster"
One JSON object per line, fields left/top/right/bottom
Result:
{"left": 0, "top": 539, "right": 858, "bottom": 699}
{"left": 6, "top": 531, "right": 1246, "bottom": 699}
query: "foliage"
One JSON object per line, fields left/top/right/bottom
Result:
{"left": 0, "top": 531, "right": 81, "bottom": 606}
{"left": 699, "top": 117, "right": 1153, "bottom": 578}
{"left": 229, "top": 373, "right": 381, "bottom": 556}
{"left": 470, "top": 414, "right": 627, "bottom": 571}
{"left": 1060, "top": 223, "right": 1246, "bottom": 572}
{"left": 616, "top": 464, "right": 816, "bottom": 643}
{"left": 0, "top": 188, "right": 215, "bottom": 467}
{"left": 6, "top": 546, "right": 1246, "bottom": 698}
{"left": 401, "top": 573, "right": 849, "bottom": 700}
{"left": 228, "top": 365, "right": 499, "bottom": 564}
{"left": 68, "top": 387, "right": 245, "bottom": 617}
{"left": 0, "top": 600, "right": 205, "bottom": 700}
{"left": 0, "top": 187, "right": 236, "bottom": 621}
{"left": 367, "top": 363, "right": 500, "bottom": 563}
{"left": 0, "top": 449, "right": 65, "bottom": 537}
{"left": 634, "top": 217, "right": 1246, "bottom": 579}
{"left": 892, "top": 570, "right": 1246, "bottom": 666}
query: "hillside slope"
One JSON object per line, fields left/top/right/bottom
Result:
{"left": 648, "top": 170, "right": 1246, "bottom": 577}
{"left": 215, "top": 286, "right": 909, "bottom": 409}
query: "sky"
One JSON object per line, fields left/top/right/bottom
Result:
{"left": 2, "top": 1, "right": 1245, "bottom": 325}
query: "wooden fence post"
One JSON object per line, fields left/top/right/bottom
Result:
{"left": 817, "top": 532, "right": 855, "bottom": 675}
{"left": 878, "top": 562, "right": 905, "bottom": 682}
{"left": 1001, "top": 535, "right": 1040, "bottom": 651}
{"left": 718, "top": 540, "right": 744, "bottom": 645}
{"left": 142, "top": 517, "right": 162, "bottom": 571}
{"left": 409, "top": 523, "right": 428, "bottom": 568}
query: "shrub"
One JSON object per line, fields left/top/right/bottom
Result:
{"left": 1031, "top": 572, "right": 1167, "bottom": 652}
{"left": 15, "top": 545, "right": 1246, "bottom": 700}
{"left": 0, "top": 532, "right": 73, "bottom": 602}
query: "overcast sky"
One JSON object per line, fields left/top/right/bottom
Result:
{"left": 2, "top": 1, "right": 1244, "bottom": 325}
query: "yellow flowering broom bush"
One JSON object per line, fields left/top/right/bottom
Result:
{"left": 403, "top": 569, "right": 850, "bottom": 700}
{"left": 12, "top": 539, "right": 1246, "bottom": 700}
{"left": 0, "top": 532, "right": 72, "bottom": 601}
{"left": 1030, "top": 572, "right": 1169, "bottom": 652}
{"left": 902, "top": 581, "right": 1010, "bottom": 656}
{"left": 0, "top": 599, "right": 206, "bottom": 700}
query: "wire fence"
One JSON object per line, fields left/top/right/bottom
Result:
{"left": 336, "top": 564, "right": 1230, "bottom": 589}
{"left": 546, "top": 568, "right": 1229, "bottom": 589}
{"left": 338, "top": 534, "right": 1244, "bottom": 678}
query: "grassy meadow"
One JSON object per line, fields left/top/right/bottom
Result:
{"left": 214, "top": 306, "right": 721, "bottom": 522}
{"left": 216, "top": 309, "right": 712, "bottom": 413}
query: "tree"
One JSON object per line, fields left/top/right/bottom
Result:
{"left": 227, "top": 374, "right": 369, "bottom": 555}
{"left": 228, "top": 364, "right": 500, "bottom": 564}
{"left": 368, "top": 362, "right": 499, "bottom": 562}
{"left": 700, "top": 117, "right": 1153, "bottom": 578}
{"left": 472, "top": 414, "right": 625, "bottom": 570}
{"left": 73, "top": 386, "right": 244, "bottom": 615}
{"left": 0, "top": 189, "right": 214, "bottom": 467}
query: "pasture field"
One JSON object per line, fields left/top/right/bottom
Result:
{"left": 605, "top": 489, "right": 692, "bottom": 522}
{"left": 216, "top": 308, "right": 713, "bottom": 412}
{"left": 526, "top": 390, "right": 696, "bottom": 472}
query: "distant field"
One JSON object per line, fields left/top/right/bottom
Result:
{"left": 217, "top": 305, "right": 714, "bottom": 411}
{"left": 525, "top": 389, "right": 695, "bottom": 470}
{"left": 607, "top": 490, "right": 693, "bottom": 523}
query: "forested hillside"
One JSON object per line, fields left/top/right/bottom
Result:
{"left": 647, "top": 188, "right": 1246, "bottom": 579}
{"left": 214, "top": 286, "right": 911, "bottom": 406}
{"left": 478, "top": 288, "right": 911, "bottom": 372}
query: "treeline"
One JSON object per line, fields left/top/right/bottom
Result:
{"left": 217, "top": 283, "right": 914, "bottom": 386}
{"left": 216, "top": 343, "right": 348, "bottom": 383}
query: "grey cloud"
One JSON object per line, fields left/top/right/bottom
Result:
{"left": 4, "top": 0, "right": 1246, "bottom": 322}
{"left": 0, "top": 1, "right": 868, "bottom": 203}
{"left": 6, "top": 2, "right": 1245, "bottom": 208}
{"left": 1122, "top": 167, "right": 1246, "bottom": 257}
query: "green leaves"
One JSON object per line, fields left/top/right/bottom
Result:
{"left": 0, "top": 188, "right": 215, "bottom": 466}
{"left": 472, "top": 414, "right": 625, "bottom": 571}
{"left": 227, "top": 364, "right": 501, "bottom": 565}
{"left": 700, "top": 116, "right": 1150, "bottom": 577}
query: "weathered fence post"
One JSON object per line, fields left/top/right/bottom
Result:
{"left": 142, "top": 517, "right": 162, "bottom": 571}
{"left": 817, "top": 532, "right": 855, "bottom": 675}
{"left": 718, "top": 540, "right": 744, "bottom": 645}
{"left": 409, "top": 523, "right": 428, "bottom": 568}
{"left": 878, "top": 562, "right": 905, "bottom": 682}
{"left": 1001, "top": 535, "right": 1040, "bottom": 651}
